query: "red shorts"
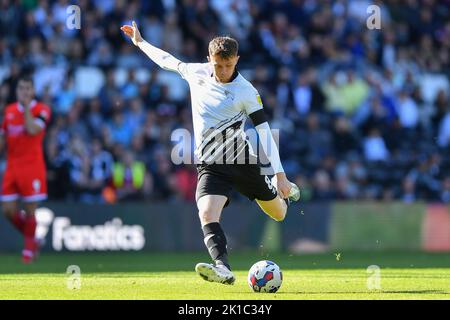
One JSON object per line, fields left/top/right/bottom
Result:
{"left": 1, "top": 163, "right": 47, "bottom": 202}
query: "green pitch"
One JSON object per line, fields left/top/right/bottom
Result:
{"left": 0, "top": 251, "right": 449, "bottom": 299}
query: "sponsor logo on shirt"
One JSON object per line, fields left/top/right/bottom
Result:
{"left": 256, "top": 94, "right": 263, "bottom": 106}
{"left": 7, "top": 124, "right": 25, "bottom": 136}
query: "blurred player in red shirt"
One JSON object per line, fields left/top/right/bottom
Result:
{"left": 0, "top": 75, "right": 51, "bottom": 263}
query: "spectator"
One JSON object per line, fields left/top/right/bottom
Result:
{"left": 55, "top": 76, "right": 76, "bottom": 115}
{"left": 106, "top": 111, "right": 135, "bottom": 147}
{"left": 126, "top": 97, "right": 146, "bottom": 130}
{"left": 339, "top": 70, "right": 370, "bottom": 116}
{"left": 293, "top": 72, "right": 312, "bottom": 116}
{"left": 440, "top": 177, "right": 450, "bottom": 203}
{"left": 322, "top": 72, "right": 346, "bottom": 114}
{"left": 363, "top": 128, "right": 390, "bottom": 162}
{"left": 437, "top": 112, "right": 450, "bottom": 148}
{"left": 332, "top": 116, "right": 360, "bottom": 157}
{"left": 303, "top": 113, "right": 333, "bottom": 166}
{"left": 89, "top": 139, "right": 114, "bottom": 202}
{"left": 66, "top": 103, "right": 90, "bottom": 141}
{"left": 396, "top": 89, "right": 419, "bottom": 129}
{"left": 86, "top": 97, "right": 105, "bottom": 138}
{"left": 312, "top": 170, "right": 335, "bottom": 200}
{"left": 401, "top": 178, "right": 417, "bottom": 203}
{"left": 121, "top": 69, "right": 140, "bottom": 99}
{"left": 111, "top": 150, "right": 153, "bottom": 201}
{"left": 430, "top": 90, "right": 448, "bottom": 131}
{"left": 172, "top": 165, "right": 197, "bottom": 202}
{"left": 98, "top": 69, "right": 120, "bottom": 116}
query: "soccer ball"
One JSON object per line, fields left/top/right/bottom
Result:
{"left": 247, "top": 260, "right": 283, "bottom": 293}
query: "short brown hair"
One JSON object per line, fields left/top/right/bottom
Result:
{"left": 208, "top": 36, "right": 238, "bottom": 59}
{"left": 18, "top": 74, "right": 34, "bottom": 86}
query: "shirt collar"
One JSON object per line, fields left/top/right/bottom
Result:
{"left": 17, "top": 100, "right": 37, "bottom": 112}
{"left": 210, "top": 68, "right": 240, "bottom": 84}
{"left": 229, "top": 68, "right": 239, "bottom": 82}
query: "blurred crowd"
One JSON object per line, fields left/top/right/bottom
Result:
{"left": 1, "top": 0, "right": 450, "bottom": 204}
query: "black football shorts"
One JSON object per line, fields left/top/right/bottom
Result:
{"left": 196, "top": 162, "right": 278, "bottom": 207}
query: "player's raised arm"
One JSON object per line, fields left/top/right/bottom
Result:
{"left": 120, "top": 21, "right": 183, "bottom": 73}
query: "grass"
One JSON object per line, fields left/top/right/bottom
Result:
{"left": 0, "top": 251, "right": 449, "bottom": 300}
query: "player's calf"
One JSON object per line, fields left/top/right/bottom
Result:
{"left": 21, "top": 204, "right": 40, "bottom": 264}
{"left": 272, "top": 205, "right": 287, "bottom": 222}
{"left": 22, "top": 237, "right": 39, "bottom": 264}
{"left": 196, "top": 195, "right": 232, "bottom": 270}
{"left": 202, "top": 222, "right": 231, "bottom": 270}
{"left": 256, "top": 197, "right": 287, "bottom": 222}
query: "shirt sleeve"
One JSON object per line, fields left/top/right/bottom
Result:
{"left": 177, "top": 62, "right": 208, "bottom": 80}
{"left": 243, "top": 87, "right": 264, "bottom": 116}
{"left": 255, "top": 121, "right": 284, "bottom": 174}
{"left": 34, "top": 105, "right": 51, "bottom": 129}
{"left": 137, "top": 40, "right": 183, "bottom": 73}
{"left": 243, "top": 88, "right": 284, "bottom": 173}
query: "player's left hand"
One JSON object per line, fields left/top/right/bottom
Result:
{"left": 274, "top": 172, "right": 292, "bottom": 199}
{"left": 120, "top": 21, "right": 143, "bottom": 46}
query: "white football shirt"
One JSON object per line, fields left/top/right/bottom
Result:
{"left": 136, "top": 40, "right": 271, "bottom": 166}
{"left": 176, "top": 62, "right": 263, "bottom": 163}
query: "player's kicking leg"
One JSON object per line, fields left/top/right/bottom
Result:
{"left": 256, "top": 180, "right": 300, "bottom": 222}
{"left": 195, "top": 195, "right": 236, "bottom": 285}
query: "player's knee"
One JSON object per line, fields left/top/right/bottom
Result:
{"left": 23, "top": 204, "right": 37, "bottom": 216}
{"left": 2, "top": 205, "right": 16, "bottom": 218}
{"left": 198, "top": 208, "right": 220, "bottom": 224}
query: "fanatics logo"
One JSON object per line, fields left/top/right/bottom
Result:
{"left": 34, "top": 208, "right": 146, "bottom": 252}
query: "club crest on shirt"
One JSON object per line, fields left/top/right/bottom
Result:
{"left": 224, "top": 90, "right": 234, "bottom": 101}
{"left": 32, "top": 179, "right": 41, "bottom": 193}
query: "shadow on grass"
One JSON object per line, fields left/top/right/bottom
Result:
{"left": 272, "top": 290, "right": 449, "bottom": 295}
{"left": 0, "top": 251, "right": 450, "bottom": 274}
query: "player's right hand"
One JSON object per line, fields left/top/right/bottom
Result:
{"left": 274, "top": 172, "right": 292, "bottom": 199}
{"left": 120, "top": 21, "right": 143, "bottom": 46}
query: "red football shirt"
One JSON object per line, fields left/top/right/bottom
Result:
{"left": 1, "top": 100, "right": 51, "bottom": 165}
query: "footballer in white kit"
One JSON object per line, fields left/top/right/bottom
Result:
{"left": 121, "top": 21, "right": 300, "bottom": 285}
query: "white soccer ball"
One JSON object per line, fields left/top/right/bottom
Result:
{"left": 247, "top": 260, "right": 283, "bottom": 293}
